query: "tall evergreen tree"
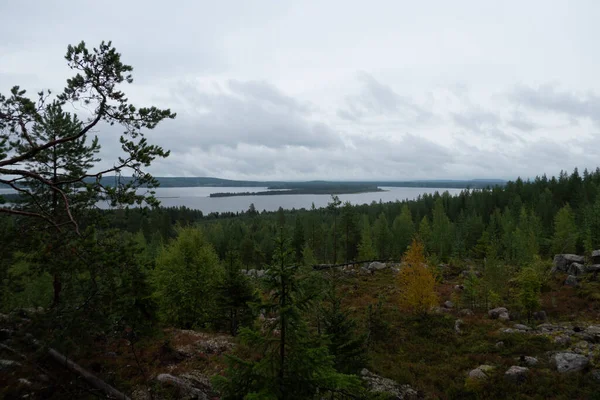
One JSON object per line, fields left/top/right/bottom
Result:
{"left": 551, "top": 204, "right": 578, "bottom": 254}
{"left": 392, "top": 205, "right": 414, "bottom": 259}
{"left": 214, "top": 230, "right": 359, "bottom": 399}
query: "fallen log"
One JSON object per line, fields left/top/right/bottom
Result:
{"left": 46, "top": 348, "right": 131, "bottom": 400}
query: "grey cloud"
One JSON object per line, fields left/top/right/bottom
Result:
{"left": 511, "top": 84, "right": 600, "bottom": 125}
{"left": 153, "top": 79, "right": 343, "bottom": 152}
{"left": 452, "top": 108, "right": 515, "bottom": 142}
{"left": 338, "top": 73, "right": 435, "bottom": 124}
{"left": 507, "top": 111, "right": 539, "bottom": 132}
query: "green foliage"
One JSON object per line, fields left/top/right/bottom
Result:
{"left": 373, "top": 212, "right": 392, "bottom": 260}
{"left": 392, "top": 205, "right": 414, "bottom": 259}
{"left": 0, "top": 253, "right": 52, "bottom": 312}
{"left": 515, "top": 264, "right": 542, "bottom": 321}
{"left": 552, "top": 204, "right": 578, "bottom": 254}
{"left": 152, "top": 227, "right": 223, "bottom": 328}
{"left": 216, "top": 251, "right": 257, "bottom": 335}
{"left": 214, "top": 230, "right": 360, "bottom": 399}
{"left": 321, "top": 279, "right": 367, "bottom": 374}
{"left": 431, "top": 198, "right": 452, "bottom": 260}
{"left": 358, "top": 215, "right": 376, "bottom": 261}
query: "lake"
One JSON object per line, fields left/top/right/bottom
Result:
{"left": 147, "top": 186, "right": 463, "bottom": 213}
{"left": 1, "top": 186, "right": 464, "bottom": 213}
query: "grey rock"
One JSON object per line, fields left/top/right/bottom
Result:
{"left": 585, "top": 325, "right": 600, "bottom": 342}
{"left": 520, "top": 356, "right": 538, "bottom": 366}
{"left": 459, "top": 309, "right": 474, "bottom": 316}
{"left": 0, "top": 359, "right": 21, "bottom": 370}
{"left": 468, "top": 368, "right": 488, "bottom": 380}
{"left": 591, "top": 369, "right": 600, "bottom": 383}
{"left": 592, "top": 249, "right": 600, "bottom": 264}
{"left": 495, "top": 341, "right": 505, "bottom": 348}
{"left": 568, "top": 262, "right": 586, "bottom": 276}
{"left": 554, "top": 335, "right": 572, "bottom": 346}
{"left": 551, "top": 352, "right": 589, "bottom": 373}
{"left": 533, "top": 311, "right": 547, "bottom": 321}
{"left": 17, "top": 378, "right": 32, "bottom": 386}
{"left": 157, "top": 373, "right": 209, "bottom": 400}
{"left": 514, "top": 324, "right": 531, "bottom": 331}
{"left": 501, "top": 328, "right": 517, "bottom": 334}
{"left": 553, "top": 254, "right": 585, "bottom": 272}
{"left": 468, "top": 365, "right": 494, "bottom": 380}
{"left": 368, "top": 262, "right": 387, "bottom": 271}
{"left": 444, "top": 300, "right": 454, "bottom": 309}
{"left": 565, "top": 275, "right": 578, "bottom": 286}
{"left": 454, "top": 284, "right": 465, "bottom": 291}
{"left": 454, "top": 319, "right": 464, "bottom": 334}
{"left": 390, "top": 267, "right": 400, "bottom": 274}
{"left": 489, "top": 307, "right": 508, "bottom": 319}
{"left": 360, "top": 369, "right": 418, "bottom": 399}
{"left": 498, "top": 312, "right": 510, "bottom": 322}
{"left": 504, "top": 365, "right": 529, "bottom": 384}
{"left": 587, "top": 264, "right": 600, "bottom": 273}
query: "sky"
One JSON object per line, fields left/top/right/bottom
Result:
{"left": 1, "top": 0, "right": 600, "bottom": 181}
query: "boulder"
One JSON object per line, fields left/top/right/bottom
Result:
{"left": 592, "top": 250, "right": 600, "bottom": 264}
{"left": 533, "top": 311, "right": 547, "bottom": 321}
{"left": 514, "top": 324, "right": 531, "bottom": 331}
{"left": 459, "top": 309, "right": 474, "bottom": 316}
{"left": 587, "top": 264, "right": 600, "bottom": 273}
{"left": 157, "top": 373, "right": 210, "bottom": 400}
{"left": 495, "top": 341, "right": 505, "bottom": 349}
{"left": 550, "top": 352, "right": 589, "bottom": 373}
{"left": 498, "top": 312, "right": 510, "bottom": 322}
{"left": 568, "top": 262, "right": 586, "bottom": 276}
{"left": 468, "top": 365, "right": 494, "bottom": 380}
{"left": 504, "top": 366, "right": 529, "bottom": 384}
{"left": 368, "top": 262, "right": 387, "bottom": 271}
{"left": 554, "top": 335, "right": 571, "bottom": 346}
{"left": 443, "top": 300, "right": 454, "bottom": 309}
{"left": 585, "top": 326, "right": 600, "bottom": 343}
{"left": 360, "top": 369, "right": 418, "bottom": 399}
{"left": 488, "top": 307, "right": 508, "bottom": 319}
{"left": 454, "top": 284, "right": 465, "bottom": 291}
{"left": 553, "top": 254, "right": 585, "bottom": 272}
{"left": 0, "top": 359, "right": 21, "bottom": 371}
{"left": 565, "top": 275, "right": 578, "bottom": 286}
{"left": 468, "top": 368, "right": 487, "bottom": 380}
{"left": 521, "top": 356, "right": 538, "bottom": 366}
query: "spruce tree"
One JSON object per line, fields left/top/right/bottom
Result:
{"left": 551, "top": 204, "right": 578, "bottom": 254}
{"left": 214, "top": 230, "right": 360, "bottom": 399}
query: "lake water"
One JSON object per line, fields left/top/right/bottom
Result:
{"left": 1, "top": 186, "right": 464, "bottom": 214}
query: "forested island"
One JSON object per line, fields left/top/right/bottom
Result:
{"left": 209, "top": 184, "right": 384, "bottom": 197}
{"left": 3, "top": 41, "right": 600, "bottom": 400}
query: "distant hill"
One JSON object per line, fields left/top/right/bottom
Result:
{"left": 0, "top": 177, "right": 506, "bottom": 190}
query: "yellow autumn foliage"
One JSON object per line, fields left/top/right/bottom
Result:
{"left": 397, "top": 238, "right": 438, "bottom": 315}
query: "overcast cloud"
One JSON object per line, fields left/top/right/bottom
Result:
{"left": 2, "top": 0, "right": 600, "bottom": 180}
